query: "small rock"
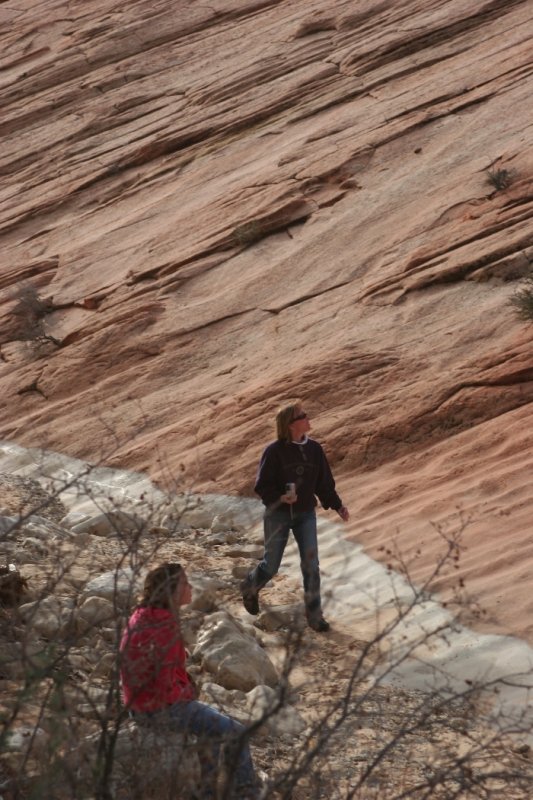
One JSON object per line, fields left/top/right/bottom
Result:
{"left": 246, "top": 684, "right": 306, "bottom": 735}
{"left": 72, "top": 530, "right": 91, "bottom": 548}
{"left": 255, "top": 603, "right": 304, "bottom": 632}
{"left": 232, "top": 564, "right": 249, "bottom": 580}
{"left": 226, "top": 546, "right": 263, "bottom": 559}
{"left": 21, "top": 537, "right": 48, "bottom": 556}
{"left": 0, "top": 515, "right": 19, "bottom": 537}
{"left": 90, "top": 652, "right": 116, "bottom": 679}
{"left": 204, "top": 532, "right": 227, "bottom": 545}
{"left": 4, "top": 726, "right": 48, "bottom": 753}
{"left": 76, "top": 702, "right": 108, "bottom": 719}
{"left": 76, "top": 596, "right": 115, "bottom": 632}
{"left": 189, "top": 575, "right": 224, "bottom": 613}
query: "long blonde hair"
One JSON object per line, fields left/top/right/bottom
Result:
{"left": 276, "top": 400, "right": 301, "bottom": 443}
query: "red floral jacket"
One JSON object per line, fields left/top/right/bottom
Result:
{"left": 120, "top": 606, "right": 196, "bottom": 712}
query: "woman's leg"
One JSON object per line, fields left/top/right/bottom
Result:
{"left": 292, "top": 511, "right": 327, "bottom": 628}
{"left": 241, "top": 509, "right": 291, "bottom": 613}
{"left": 155, "top": 701, "right": 258, "bottom": 797}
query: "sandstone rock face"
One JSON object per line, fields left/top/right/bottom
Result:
{"left": 0, "top": 1, "right": 532, "bottom": 641}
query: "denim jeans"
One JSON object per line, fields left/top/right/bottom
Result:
{"left": 134, "top": 700, "right": 258, "bottom": 799}
{"left": 245, "top": 508, "right": 322, "bottom": 616}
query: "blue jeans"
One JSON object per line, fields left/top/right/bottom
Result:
{"left": 134, "top": 700, "right": 258, "bottom": 799}
{"left": 245, "top": 508, "right": 322, "bottom": 617}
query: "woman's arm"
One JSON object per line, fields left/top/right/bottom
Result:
{"left": 315, "top": 445, "right": 343, "bottom": 511}
{"left": 254, "top": 444, "right": 284, "bottom": 507}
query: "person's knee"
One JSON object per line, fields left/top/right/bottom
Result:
{"left": 231, "top": 719, "right": 246, "bottom": 736}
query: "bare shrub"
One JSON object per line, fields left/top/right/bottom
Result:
{"left": 486, "top": 168, "right": 513, "bottom": 192}
{"left": 232, "top": 220, "right": 265, "bottom": 248}
{"left": 509, "top": 275, "right": 533, "bottom": 322}
{"left": 10, "top": 283, "right": 58, "bottom": 345}
{"left": 1, "top": 456, "right": 533, "bottom": 799}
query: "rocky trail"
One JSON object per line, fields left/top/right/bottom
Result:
{"left": 0, "top": 456, "right": 532, "bottom": 799}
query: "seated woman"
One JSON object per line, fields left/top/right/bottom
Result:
{"left": 120, "top": 562, "right": 261, "bottom": 799}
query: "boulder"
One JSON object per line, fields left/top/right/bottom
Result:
{"left": 90, "top": 652, "right": 116, "bottom": 679}
{"left": 60, "top": 511, "right": 91, "bottom": 529}
{"left": 189, "top": 575, "right": 224, "bottom": 612}
{"left": 200, "top": 681, "right": 249, "bottom": 724}
{"left": 0, "top": 515, "right": 19, "bottom": 537}
{"left": 0, "top": 641, "right": 26, "bottom": 679}
{"left": 194, "top": 611, "right": 278, "bottom": 691}
{"left": 25, "top": 515, "right": 66, "bottom": 536}
{"left": 80, "top": 568, "right": 140, "bottom": 608}
{"left": 76, "top": 596, "right": 116, "bottom": 632}
{"left": 75, "top": 720, "right": 200, "bottom": 800}
{"left": 0, "top": 639, "right": 51, "bottom": 679}
{"left": 71, "top": 510, "right": 146, "bottom": 538}
{"left": 19, "top": 595, "right": 75, "bottom": 639}
{"left": 245, "top": 684, "right": 306, "bottom": 736}
{"left": 21, "top": 537, "right": 49, "bottom": 557}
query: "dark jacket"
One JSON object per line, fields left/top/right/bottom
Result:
{"left": 254, "top": 437, "right": 342, "bottom": 514}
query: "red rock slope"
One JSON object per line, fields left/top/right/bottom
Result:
{"left": 1, "top": 1, "right": 532, "bottom": 638}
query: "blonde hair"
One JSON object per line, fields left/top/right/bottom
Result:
{"left": 276, "top": 400, "right": 302, "bottom": 443}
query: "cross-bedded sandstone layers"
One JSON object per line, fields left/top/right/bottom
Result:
{"left": 1, "top": 1, "right": 532, "bottom": 639}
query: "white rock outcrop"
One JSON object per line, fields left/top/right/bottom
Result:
{"left": 194, "top": 611, "right": 278, "bottom": 691}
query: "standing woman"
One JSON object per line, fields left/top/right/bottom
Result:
{"left": 241, "top": 401, "right": 349, "bottom": 632}
{"left": 120, "top": 563, "right": 260, "bottom": 799}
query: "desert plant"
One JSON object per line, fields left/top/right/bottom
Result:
{"left": 232, "top": 220, "right": 265, "bottom": 248}
{"left": 509, "top": 275, "right": 533, "bottom": 321}
{"left": 10, "top": 283, "right": 54, "bottom": 339}
{"left": 486, "top": 168, "right": 512, "bottom": 191}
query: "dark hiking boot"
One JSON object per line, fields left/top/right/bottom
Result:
{"left": 307, "top": 615, "right": 330, "bottom": 632}
{"left": 240, "top": 580, "right": 259, "bottom": 615}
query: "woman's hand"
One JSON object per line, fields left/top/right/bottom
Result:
{"left": 280, "top": 493, "right": 298, "bottom": 504}
{"left": 337, "top": 505, "right": 350, "bottom": 522}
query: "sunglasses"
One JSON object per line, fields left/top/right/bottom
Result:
{"left": 291, "top": 412, "right": 308, "bottom": 422}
